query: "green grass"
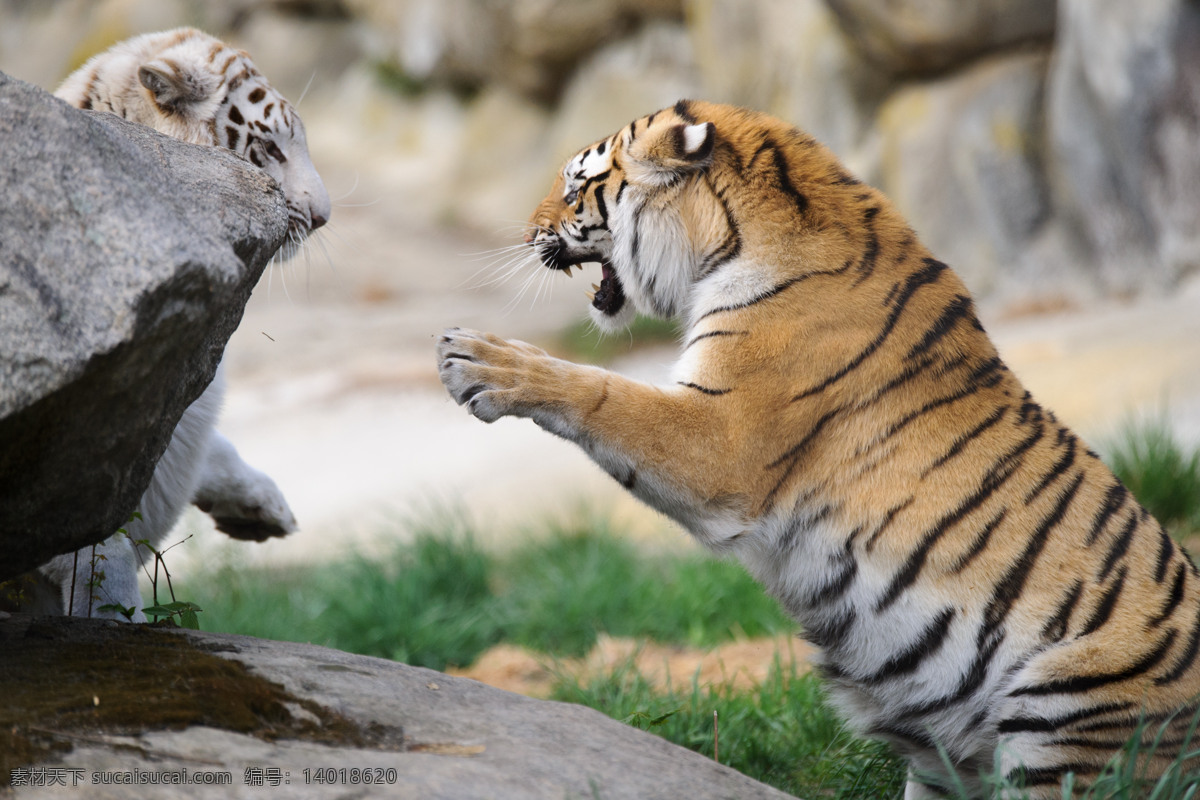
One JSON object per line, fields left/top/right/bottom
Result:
{"left": 1106, "top": 417, "right": 1200, "bottom": 539}
{"left": 171, "top": 416, "right": 1200, "bottom": 799}
{"left": 552, "top": 658, "right": 905, "bottom": 799}
{"left": 178, "top": 515, "right": 794, "bottom": 671}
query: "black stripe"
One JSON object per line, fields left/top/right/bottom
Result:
{"left": 949, "top": 509, "right": 1007, "bottom": 574}
{"left": 894, "top": 635, "right": 1001, "bottom": 718}
{"left": 868, "top": 721, "right": 938, "bottom": 752}
{"left": 904, "top": 294, "right": 977, "bottom": 361}
{"left": 1079, "top": 566, "right": 1127, "bottom": 636}
{"left": 806, "top": 556, "right": 858, "bottom": 607}
{"left": 1011, "top": 629, "right": 1177, "bottom": 695}
{"left": 876, "top": 458, "right": 1020, "bottom": 611}
{"left": 771, "top": 147, "right": 808, "bottom": 215}
{"left": 698, "top": 175, "right": 742, "bottom": 276}
{"left": 856, "top": 352, "right": 960, "bottom": 418}
{"left": 979, "top": 472, "right": 1085, "bottom": 646}
{"left": 1013, "top": 764, "right": 1098, "bottom": 788}
{"left": 677, "top": 381, "right": 730, "bottom": 396}
{"left": 1024, "top": 434, "right": 1078, "bottom": 504}
{"left": 1150, "top": 561, "right": 1187, "bottom": 628}
{"left": 615, "top": 179, "right": 628, "bottom": 205}
{"left": 1155, "top": 523, "right": 1176, "bottom": 582}
{"left": 924, "top": 405, "right": 1009, "bottom": 476}
{"left": 620, "top": 469, "right": 637, "bottom": 490}
{"left": 881, "top": 409, "right": 1040, "bottom": 579}
{"left": 592, "top": 183, "right": 608, "bottom": 224}
{"left": 673, "top": 99, "right": 697, "bottom": 123}
{"left": 1041, "top": 579, "right": 1083, "bottom": 641}
{"left": 862, "top": 497, "right": 915, "bottom": 551}
{"left": 803, "top": 607, "right": 856, "bottom": 651}
{"left": 1086, "top": 482, "right": 1129, "bottom": 545}
{"left": 997, "top": 701, "right": 1137, "bottom": 734}
{"left": 851, "top": 211, "right": 880, "bottom": 285}
{"left": 1098, "top": 510, "right": 1138, "bottom": 581}
{"left": 697, "top": 272, "right": 821, "bottom": 321}
{"left": 1155, "top": 601, "right": 1200, "bottom": 685}
{"left": 768, "top": 408, "right": 842, "bottom": 470}
{"left": 863, "top": 608, "right": 955, "bottom": 683}
{"left": 862, "top": 380, "right": 987, "bottom": 459}
{"left": 683, "top": 330, "right": 748, "bottom": 350}
{"left": 793, "top": 259, "right": 947, "bottom": 401}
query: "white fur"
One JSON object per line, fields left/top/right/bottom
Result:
{"left": 36, "top": 30, "right": 311, "bottom": 620}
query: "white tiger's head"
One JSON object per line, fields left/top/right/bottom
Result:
{"left": 55, "top": 28, "right": 330, "bottom": 261}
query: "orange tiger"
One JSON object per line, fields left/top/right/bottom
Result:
{"left": 437, "top": 100, "right": 1200, "bottom": 797}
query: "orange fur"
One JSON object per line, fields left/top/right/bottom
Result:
{"left": 439, "top": 101, "right": 1200, "bottom": 797}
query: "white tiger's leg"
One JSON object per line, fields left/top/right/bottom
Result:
{"left": 40, "top": 536, "right": 147, "bottom": 622}
{"left": 38, "top": 366, "right": 223, "bottom": 619}
{"left": 192, "top": 431, "right": 296, "bottom": 541}
{"left": 904, "top": 770, "right": 944, "bottom": 800}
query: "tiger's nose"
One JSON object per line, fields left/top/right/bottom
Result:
{"left": 523, "top": 232, "right": 533, "bottom": 244}
{"left": 311, "top": 211, "right": 328, "bottom": 230}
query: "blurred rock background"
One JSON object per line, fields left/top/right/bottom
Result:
{"left": 2, "top": 0, "right": 1198, "bottom": 560}
{"left": 6, "top": 0, "right": 1200, "bottom": 303}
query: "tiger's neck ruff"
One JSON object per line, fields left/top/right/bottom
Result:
{"left": 439, "top": 100, "right": 1200, "bottom": 798}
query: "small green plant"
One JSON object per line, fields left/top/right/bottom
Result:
{"left": 1106, "top": 417, "right": 1200, "bottom": 540}
{"left": 134, "top": 532, "right": 202, "bottom": 629}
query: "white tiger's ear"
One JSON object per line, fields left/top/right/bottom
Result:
{"left": 138, "top": 59, "right": 219, "bottom": 112}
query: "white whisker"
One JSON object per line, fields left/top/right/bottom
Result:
{"left": 294, "top": 70, "right": 317, "bottom": 108}
{"left": 331, "top": 172, "right": 362, "bottom": 204}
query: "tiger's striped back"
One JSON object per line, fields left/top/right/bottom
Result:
{"left": 523, "top": 100, "right": 1200, "bottom": 796}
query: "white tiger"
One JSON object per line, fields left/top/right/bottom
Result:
{"left": 33, "top": 28, "right": 330, "bottom": 621}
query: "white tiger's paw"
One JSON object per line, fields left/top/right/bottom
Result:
{"left": 437, "top": 328, "right": 542, "bottom": 423}
{"left": 194, "top": 433, "right": 298, "bottom": 542}
{"left": 195, "top": 470, "right": 297, "bottom": 541}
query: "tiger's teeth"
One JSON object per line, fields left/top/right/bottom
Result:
{"left": 586, "top": 290, "right": 595, "bottom": 301}
{"left": 591, "top": 283, "right": 600, "bottom": 292}
{"left": 564, "top": 267, "right": 573, "bottom": 278}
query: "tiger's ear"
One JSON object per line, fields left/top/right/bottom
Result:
{"left": 636, "top": 122, "right": 716, "bottom": 174}
{"left": 138, "top": 58, "right": 219, "bottom": 112}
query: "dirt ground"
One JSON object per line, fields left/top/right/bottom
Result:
{"left": 448, "top": 635, "right": 816, "bottom": 698}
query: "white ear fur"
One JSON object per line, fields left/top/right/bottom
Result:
{"left": 138, "top": 59, "right": 216, "bottom": 109}
{"left": 681, "top": 123, "right": 713, "bottom": 158}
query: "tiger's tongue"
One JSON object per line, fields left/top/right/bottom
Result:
{"left": 591, "top": 262, "right": 626, "bottom": 315}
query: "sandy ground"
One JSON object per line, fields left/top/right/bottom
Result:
{"left": 167, "top": 135, "right": 1200, "bottom": 576}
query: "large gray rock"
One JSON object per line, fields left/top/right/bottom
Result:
{"left": 2, "top": 615, "right": 796, "bottom": 800}
{"left": 824, "top": 0, "right": 1056, "bottom": 76}
{"left": 862, "top": 52, "right": 1055, "bottom": 296}
{"left": 1045, "top": 0, "right": 1200, "bottom": 293}
{"left": 346, "top": 0, "right": 684, "bottom": 103}
{"left": 687, "top": 0, "right": 881, "bottom": 160}
{"left": 0, "top": 72, "right": 288, "bottom": 580}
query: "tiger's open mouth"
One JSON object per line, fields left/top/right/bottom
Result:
{"left": 587, "top": 262, "right": 626, "bottom": 317}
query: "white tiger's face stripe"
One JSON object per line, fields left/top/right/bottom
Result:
{"left": 54, "top": 27, "right": 330, "bottom": 259}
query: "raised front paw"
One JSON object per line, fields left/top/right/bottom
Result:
{"left": 436, "top": 327, "right": 545, "bottom": 423}
{"left": 194, "top": 468, "right": 297, "bottom": 542}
